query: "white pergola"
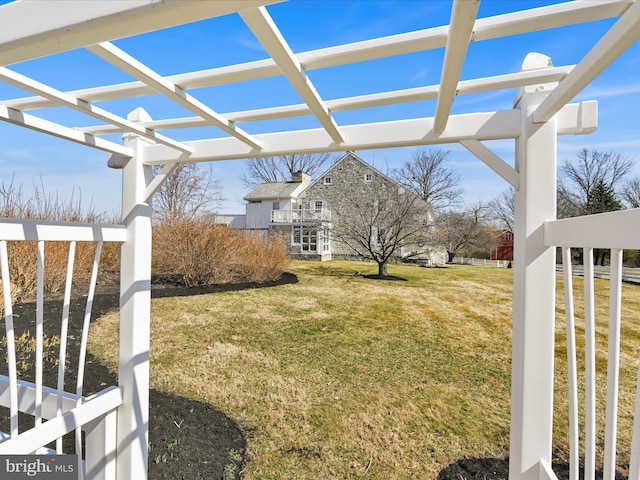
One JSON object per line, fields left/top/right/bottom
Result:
{"left": 0, "top": 1, "right": 639, "bottom": 479}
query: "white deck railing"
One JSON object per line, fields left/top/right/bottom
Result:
{"left": 543, "top": 208, "right": 640, "bottom": 480}
{"left": 0, "top": 217, "right": 126, "bottom": 479}
{"left": 271, "top": 208, "right": 331, "bottom": 223}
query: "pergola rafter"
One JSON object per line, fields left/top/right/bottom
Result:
{"left": 0, "top": 0, "right": 281, "bottom": 67}
{"left": 433, "top": 0, "right": 479, "bottom": 135}
{"left": 0, "top": 1, "right": 639, "bottom": 480}
{"left": 1, "top": 1, "right": 629, "bottom": 113}
{"left": 239, "top": 6, "right": 344, "bottom": 144}
{"left": 87, "top": 42, "right": 264, "bottom": 150}
{"left": 0, "top": 65, "right": 192, "bottom": 153}
{"left": 78, "top": 65, "right": 575, "bottom": 136}
{"left": 534, "top": 0, "right": 640, "bottom": 123}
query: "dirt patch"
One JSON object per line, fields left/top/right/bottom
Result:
{"left": 437, "top": 458, "right": 627, "bottom": 479}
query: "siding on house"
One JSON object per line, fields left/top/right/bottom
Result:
{"left": 491, "top": 230, "right": 514, "bottom": 261}
{"left": 244, "top": 174, "right": 310, "bottom": 229}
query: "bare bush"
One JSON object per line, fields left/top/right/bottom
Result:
{"left": 0, "top": 179, "right": 119, "bottom": 308}
{"left": 153, "top": 219, "right": 287, "bottom": 287}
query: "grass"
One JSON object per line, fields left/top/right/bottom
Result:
{"left": 88, "top": 260, "right": 640, "bottom": 479}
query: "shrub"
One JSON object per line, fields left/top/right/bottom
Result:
{"left": 152, "top": 219, "right": 287, "bottom": 287}
{"left": 0, "top": 180, "right": 119, "bottom": 308}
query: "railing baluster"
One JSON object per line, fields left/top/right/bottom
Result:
{"left": 584, "top": 247, "right": 597, "bottom": 480}
{"left": 562, "top": 247, "right": 579, "bottom": 480}
{"left": 0, "top": 240, "right": 18, "bottom": 438}
{"left": 56, "top": 241, "right": 76, "bottom": 454}
{"left": 603, "top": 248, "right": 623, "bottom": 480}
{"left": 630, "top": 350, "right": 640, "bottom": 477}
{"left": 75, "top": 241, "right": 103, "bottom": 479}
{"left": 35, "top": 241, "right": 44, "bottom": 429}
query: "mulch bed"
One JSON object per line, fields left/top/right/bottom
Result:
{"left": 1, "top": 272, "right": 622, "bottom": 479}
{"left": 0, "top": 275, "right": 297, "bottom": 480}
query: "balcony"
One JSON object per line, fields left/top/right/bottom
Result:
{"left": 271, "top": 208, "right": 331, "bottom": 223}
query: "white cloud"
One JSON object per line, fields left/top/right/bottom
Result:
{"left": 577, "top": 83, "right": 640, "bottom": 100}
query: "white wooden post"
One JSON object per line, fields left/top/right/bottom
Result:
{"left": 84, "top": 411, "right": 117, "bottom": 480}
{"left": 509, "top": 53, "right": 558, "bottom": 480}
{"left": 116, "top": 108, "right": 154, "bottom": 480}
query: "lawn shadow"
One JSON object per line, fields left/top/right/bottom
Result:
{"left": 362, "top": 274, "right": 408, "bottom": 281}
{"left": 0, "top": 272, "right": 297, "bottom": 479}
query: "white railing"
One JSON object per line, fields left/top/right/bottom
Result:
{"left": 271, "top": 208, "right": 331, "bottom": 223}
{"left": 543, "top": 208, "right": 640, "bottom": 480}
{"left": 0, "top": 218, "right": 126, "bottom": 479}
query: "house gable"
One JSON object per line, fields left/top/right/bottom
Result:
{"left": 300, "top": 151, "right": 401, "bottom": 211}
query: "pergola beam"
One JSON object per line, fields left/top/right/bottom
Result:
{"left": 2, "top": 1, "right": 626, "bottom": 112}
{"left": 139, "top": 100, "right": 594, "bottom": 165}
{"left": 142, "top": 109, "right": 523, "bottom": 165}
{"left": 0, "top": 0, "right": 280, "bottom": 66}
{"left": 79, "top": 65, "right": 574, "bottom": 135}
{"left": 534, "top": 0, "right": 640, "bottom": 123}
{"left": 0, "top": 66, "right": 191, "bottom": 153}
{"left": 434, "top": 0, "right": 480, "bottom": 135}
{"left": 0, "top": 105, "right": 132, "bottom": 157}
{"left": 87, "top": 42, "right": 263, "bottom": 150}
{"left": 239, "top": 7, "right": 344, "bottom": 144}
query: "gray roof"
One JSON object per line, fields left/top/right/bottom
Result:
{"left": 243, "top": 181, "right": 302, "bottom": 201}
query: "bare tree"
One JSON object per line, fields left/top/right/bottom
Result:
{"left": 558, "top": 148, "right": 632, "bottom": 218}
{"left": 433, "top": 206, "right": 492, "bottom": 263}
{"left": 242, "top": 153, "right": 335, "bottom": 186}
{"left": 487, "top": 188, "right": 515, "bottom": 232}
{"left": 621, "top": 177, "right": 640, "bottom": 208}
{"left": 392, "top": 148, "right": 463, "bottom": 211}
{"left": 153, "top": 163, "right": 223, "bottom": 223}
{"left": 331, "top": 180, "right": 431, "bottom": 277}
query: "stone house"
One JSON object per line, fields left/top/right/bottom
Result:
{"left": 242, "top": 152, "right": 446, "bottom": 263}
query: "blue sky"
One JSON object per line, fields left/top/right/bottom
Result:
{"left": 0, "top": 0, "right": 638, "bottom": 216}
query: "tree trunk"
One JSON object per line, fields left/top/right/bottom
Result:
{"left": 378, "top": 261, "right": 388, "bottom": 277}
{"left": 447, "top": 251, "right": 456, "bottom": 263}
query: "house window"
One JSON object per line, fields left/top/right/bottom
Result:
{"left": 364, "top": 173, "right": 373, "bottom": 183}
{"left": 322, "top": 227, "right": 331, "bottom": 252}
{"left": 324, "top": 176, "right": 332, "bottom": 185}
{"left": 292, "top": 226, "right": 317, "bottom": 252}
{"left": 292, "top": 225, "right": 301, "bottom": 245}
{"left": 313, "top": 200, "right": 324, "bottom": 213}
{"left": 301, "top": 227, "right": 318, "bottom": 253}
{"left": 273, "top": 201, "right": 280, "bottom": 210}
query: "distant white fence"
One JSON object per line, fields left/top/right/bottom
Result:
{"left": 452, "top": 256, "right": 640, "bottom": 283}
{"left": 0, "top": 218, "right": 126, "bottom": 479}
{"left": 451, "top": 257, "right": 511, "bottom": 268}
{"left": 556, "top": 264, "right": 640, "bottom": 284}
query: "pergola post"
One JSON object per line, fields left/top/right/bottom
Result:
{"left": 509, "top": 53, "right": 558, "bottom": 480}
{"left": 116, "top": 108, "right": 154, "bottom": 480}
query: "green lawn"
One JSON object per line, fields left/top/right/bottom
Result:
{"left": 89, "top": 260, "right": 640, "bottom": 479}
